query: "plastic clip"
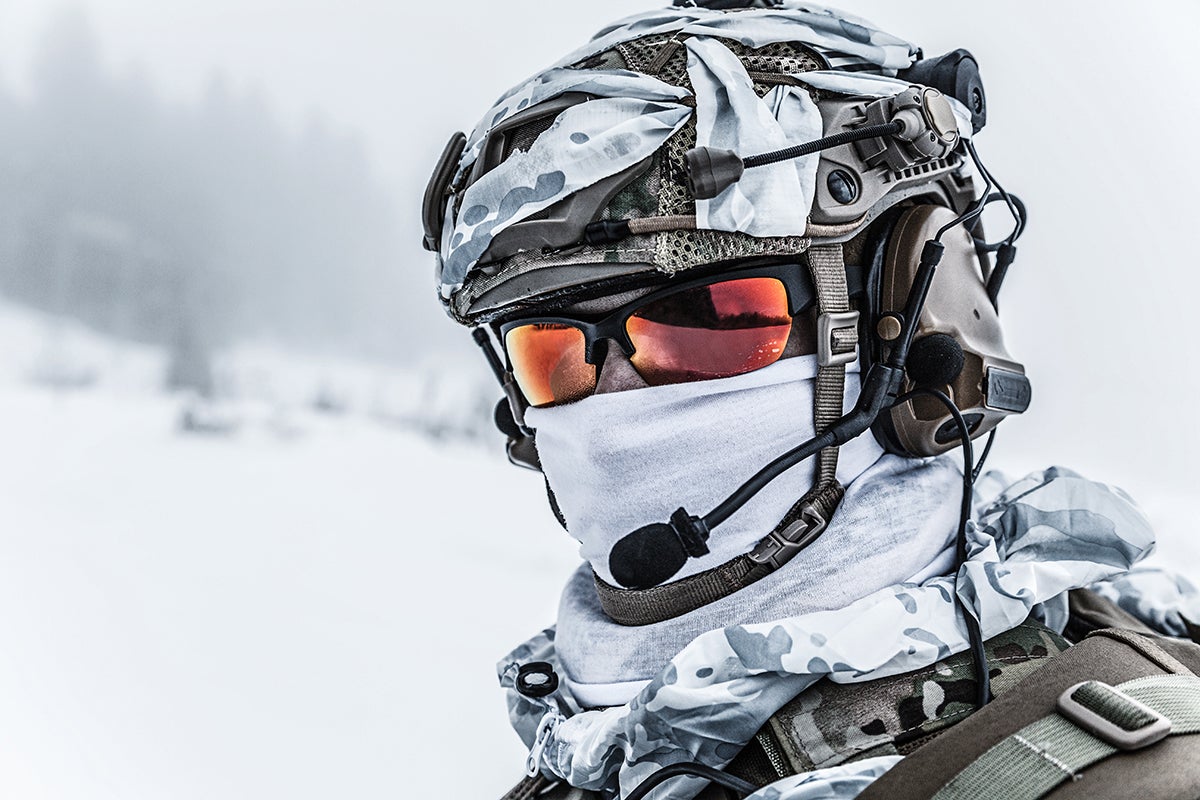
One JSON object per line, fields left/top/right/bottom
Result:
{"left": 749, "top": 505, "right": 829, "bottom": 572}
{"left": 817, "top": 311, "right": 860, "bottom": 367}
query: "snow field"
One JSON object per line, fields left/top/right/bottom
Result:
{"left": 1, "top": 303, "right": 1197, "bottom": 799}
{"left": 0, "top": 306, "right": 578, "bottom": 798}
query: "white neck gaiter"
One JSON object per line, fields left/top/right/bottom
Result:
{"left": 524, "top": 356, "right": 885, "bottom": 587}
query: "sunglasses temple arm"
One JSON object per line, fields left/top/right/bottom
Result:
{"left": 472, "top": 327, "right": 537, "bottom": 443}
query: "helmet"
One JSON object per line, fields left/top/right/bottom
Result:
{"left": 423, "top": 0, "right": 1028, "bottom": 463}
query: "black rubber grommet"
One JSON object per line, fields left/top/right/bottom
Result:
{"left": 516, "top": 662, "right": 560, "bottom": 699}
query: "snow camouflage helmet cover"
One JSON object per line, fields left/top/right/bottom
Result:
{"left": 425, "top": 1, "right": 978, "bottom": 323}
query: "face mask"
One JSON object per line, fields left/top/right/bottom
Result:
{"left": 524, "top": 355, "right": 884, "bottom": 587}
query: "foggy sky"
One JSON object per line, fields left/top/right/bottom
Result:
{"left": 2, "top": 1, "right": 1198, "bottom": 500}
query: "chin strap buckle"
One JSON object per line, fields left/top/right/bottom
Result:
{"left": 817, "top": 310, "right": 860, "bottom": 367}
{"left": 748, "top": 504, "right": 829, "bottom": 572}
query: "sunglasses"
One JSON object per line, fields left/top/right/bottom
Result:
{"left": 498, "top": 264, "right": 822, "bottom": 408}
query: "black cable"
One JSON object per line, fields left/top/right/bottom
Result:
{"left": 936, "top": 140, "right": 995, "bottom": 244}
{"left": 972, "top": 429, "right": 996, "bottom": 484}
{"left": 702, "top": 430, "right": 835, "bottom": 530}
{"left": 968, "top": 193, "right": 1026, "bottom": 252}
{"left": 896, "top": 388, "right": 992, "bottom": 709}
{"left": 965, "top": 141, "right": 1026, "bottom": 308}
{"left": 963, "top": 144, "right": 1022, "bottom": 245}
{"left": 624, "top": 762, "right": 758, "bottom": 800}
{"left": 743, "top": 122, "right": 902, "bottom": 169}
{"left": 969, "top": 146, "right": 1025, "bottom": 246}
{"left": 472, "top": 327, "right": 507, "bottom": 383}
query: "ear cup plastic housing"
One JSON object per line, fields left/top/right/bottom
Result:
{"left": 868, "top": 205, "right": 1029, "bottom": 458}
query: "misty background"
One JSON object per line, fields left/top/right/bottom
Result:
{"left": 0, "top": 2, "right": 1198, "bottom": 799}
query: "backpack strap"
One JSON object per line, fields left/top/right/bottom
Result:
{"left": 499, "top": 775, "right": 559, "bottom": 800}
{"left": 859, "top": 629, "right": 1200, "bottom": 800}
{"left": 930, "top": 673, "right": 1200, "bottom": 800}
{"left": 1063, "top": 587, "right": 1158, "bottom": 641}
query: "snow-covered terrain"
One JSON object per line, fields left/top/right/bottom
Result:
{"left": 2, "top": 300, "right": 1198, "bottom": 800}
{"left": 0, "top": 304, "right": 580, "bottom": 799}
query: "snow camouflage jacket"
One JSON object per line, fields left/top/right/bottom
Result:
{"left": 497, "top": 467, "right": 1200, "bottom": 800}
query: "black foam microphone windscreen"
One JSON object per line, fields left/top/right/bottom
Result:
{"left": 609, "top": 523, "right": 690, "bottom": 590}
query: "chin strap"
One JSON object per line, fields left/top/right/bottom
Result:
{"left": 594, "top": 244, "right": 858, "bottom": 626}
{"left": 808, "top": 242, "right": 857, "bottom": 485}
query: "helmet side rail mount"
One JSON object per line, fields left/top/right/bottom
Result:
{"left": 686, "top": 87, "right": 960, "bottom": 201}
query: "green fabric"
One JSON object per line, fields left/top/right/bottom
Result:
{"left": 931, "top": 674, "right": 1200, "bottom": 800}
{"left": 1070, "top": 682, "right": 1156, "bottom": 731}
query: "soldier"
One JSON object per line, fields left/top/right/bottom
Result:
{"left": 422, "top": 3, "right": 1200, "bottom": 798}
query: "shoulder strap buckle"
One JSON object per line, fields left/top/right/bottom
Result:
{"left": 1056, "top": 680, "right": 1171, "bottom": 751}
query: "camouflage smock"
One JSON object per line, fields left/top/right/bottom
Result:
{"left": 496, "top": 467, "right": 1200, "bottom": 799}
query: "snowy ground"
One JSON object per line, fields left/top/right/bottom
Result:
{"left": 0, "top": 305, "right": 580, "bottom": 799}
{"left": 1, "top": 303, "right": 1198, "bottom": 800}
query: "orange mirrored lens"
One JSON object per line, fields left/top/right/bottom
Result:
{"left": 505, "top": 323, "right": 596, "bottom": 407}
{"left": 627, "top": 277, "right": 791, "bottom": 385}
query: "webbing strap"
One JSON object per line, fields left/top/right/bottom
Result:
{"left": 594, "top": 483, "right": 844, "bottom": 626}
{"left": 806, "top": 244, "right": 855, "bottom": 487}
{"left": 931, "top": 674, "right": 1200, "bottom": 800}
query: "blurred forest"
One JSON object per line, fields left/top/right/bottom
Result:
{"left": 0, "top": 11, "right": 418, "bottom": 370}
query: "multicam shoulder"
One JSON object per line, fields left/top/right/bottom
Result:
{"left": 744, "top": 618, "right": 1069, "bottom": 779}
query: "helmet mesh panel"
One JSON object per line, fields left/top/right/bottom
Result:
{"left": 661, "top": 117, "right": 699, "bottom": 218}
{"left": 655, "top": 229, "right": 810, "bottom": 274}
{"left": 605, "top": 156, "right": 660, "bottom": 221}
{"left": 614, "top": 33, "right": 692, "bottom": 87}
{"left": 573, "top": 47, "right": 628, "bottom": 72}
{"left": 502, "top": 114, "right": 557, "bottom": 161}
{"left": 732, "top": 41, "right": 824, "bottom": 75}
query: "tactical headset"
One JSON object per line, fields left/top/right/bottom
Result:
{"left": 466, "top": 50, "right": 1030, "bottom": 469}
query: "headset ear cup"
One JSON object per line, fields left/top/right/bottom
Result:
{"left": 859, "top": 206, "right": 914, "bottom": 457}
{"left": 867, "top": 204, "right": 1029, "bottom": 458}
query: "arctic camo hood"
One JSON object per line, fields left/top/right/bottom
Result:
{"left": 422, "top": 1, "right": 982, "bottom": 324}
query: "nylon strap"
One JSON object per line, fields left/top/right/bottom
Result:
{"left": 931, "top": 674, "right": 1200, "bottom": 800}
{"left": 806, "top": 243, "right": 853, "bottom": 487}
{"left": 499, "top": 774, "right": 558, "bottom": 800}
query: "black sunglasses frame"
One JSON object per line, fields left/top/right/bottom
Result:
{"left": 496, "top": 262, "right": 818, "bottom": 370}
